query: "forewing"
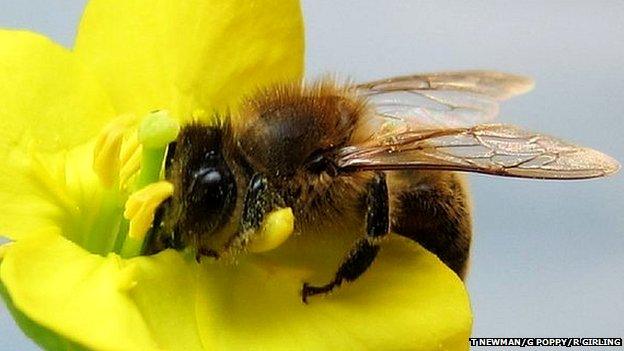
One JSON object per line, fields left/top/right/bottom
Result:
{"left": 356, "top": 70, "right": 535, "bottom": 100}
{"left": 355, "top": 70, "right": 534, "bottom": 129}
{"left": 335, "top": 124, "right": 620, "bottom": 180}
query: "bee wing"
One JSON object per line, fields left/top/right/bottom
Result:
{"left": 354, "top": 70, "right": 534, "bottom": 128}
{"left": 334, "top": 124, "right": 620, "bottom": 180}
{"left": 356, "top": 70, "right": 535, "bottom": 100}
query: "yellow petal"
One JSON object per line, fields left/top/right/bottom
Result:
{"left": 198, "top": 234, "right": 472, "bottom": 350}
{"left": 0, "top": 229, "right": 160, "bottom": 350}
{"left": 0, "top": 30, "right": 115, "bottom": 240}
{"left": 75, "top": 0, "right": 305, "bottom": 120}
{"left": 1, "top": 230, "right": 471, "bottom": 350}
{"left": 0, "top": 280, "right": 88, "bottom": 351}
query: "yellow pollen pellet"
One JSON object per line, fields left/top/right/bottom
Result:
{"left": 248, "top": 207, "right": 295, "bottom": 253}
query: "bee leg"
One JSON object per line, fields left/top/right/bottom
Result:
{"left": 223, "top": 173, "right": 284, "bottom": 252}
{"left": 143, "top": 197, "right": 182, "bottom": 255}
{"left": 301, "top": 172, "right": 389, "bottom": 303}
{"left": 241, "top": 173, "right": 281, "bottom": 231}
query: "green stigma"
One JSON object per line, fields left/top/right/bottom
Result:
{"left": 138, "top": 110, "right": 180, "bottom": 149}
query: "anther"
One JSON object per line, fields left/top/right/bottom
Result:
{"left": 93, "top": 114, "right": 138, "bottom": 188}
{"left": 124, "top": 181, "right": 174, "bottom": 241}
{"left": 119, "top": 132, "right": 142, "bottom": 189}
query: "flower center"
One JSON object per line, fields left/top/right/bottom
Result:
{"left": 92, "top": 110, "right": 179, "bottom": 258}
{"left": 88, "top": 110, "right": 295, "bottom": 259}
{"left": 7, "top": 105, "right": 300, "bottom": 262}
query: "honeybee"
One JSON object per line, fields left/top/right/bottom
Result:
{"left": 146, "top": 71, "right": 619, "bottom": 303}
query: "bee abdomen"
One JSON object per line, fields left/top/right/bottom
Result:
{"left": 389, "top": 171, "right": 472, "bottom": 279}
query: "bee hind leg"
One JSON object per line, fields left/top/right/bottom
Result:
{"left": 301, "top": 172, "right": 389, "bottom": 303}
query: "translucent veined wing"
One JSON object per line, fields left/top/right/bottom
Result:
{"left": 334, "top": 124, "right": 620, "bottom": 180}
{"left": 353, "top": 71, "right": 534, "bottom": 132}
{"left": 356, "top": 70, "right": 534, "bottom": 100}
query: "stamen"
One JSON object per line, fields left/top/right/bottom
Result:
{"left": 123, "top": 181, "right": 174, "bottom": 241}
{"left": 119, "top": 130, "right": 140, "bottom": 166}
{"left": 248, "top": 208, "right": 295, "bottom": 253}
{"left": 119, "top": 132, "right": 142, "bottom": 190}
{"left": 93, "top": 114, "right": 138, "bottom": 188}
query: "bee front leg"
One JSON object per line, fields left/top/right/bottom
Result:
{"left": 241, "top": 173, "right": 280, "bottom": 232}
{"left": 301, "top": 172, "right": 389, "bottom": 303}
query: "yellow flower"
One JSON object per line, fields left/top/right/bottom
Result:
{"left": 0, "top": 1, "right": 472, "bottom": 350}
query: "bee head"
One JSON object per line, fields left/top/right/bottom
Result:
{"left": 165, "top": 124, "right": 238, "bottom": 242}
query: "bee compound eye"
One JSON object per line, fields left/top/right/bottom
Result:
{"left": 198, "top": 169, "right": 222, "bottom": 185}
{"left": 186, "top": 162, "right": 237, "bottom": 229}
{"left": 191, "top": 166, "right": 232, "bottom": 197}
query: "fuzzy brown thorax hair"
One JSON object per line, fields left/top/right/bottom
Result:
{"left": 235, "top": 81, "right": 368, "bottom": 179}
